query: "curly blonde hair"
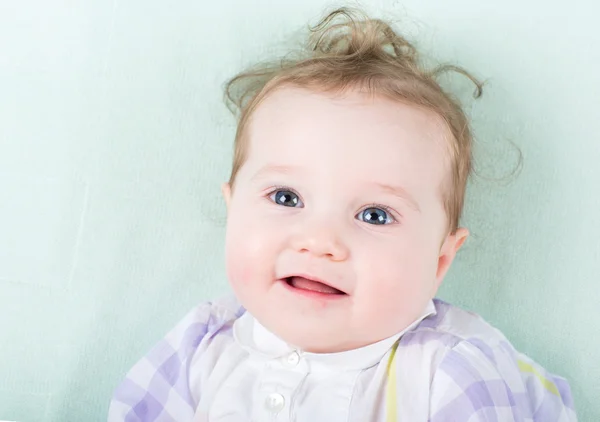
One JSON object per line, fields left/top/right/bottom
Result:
{"left": 223, "top": 7, "right": 482, "bottom": 234}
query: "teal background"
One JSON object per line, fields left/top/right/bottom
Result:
{"left": 0, "top": 0, "right": 598, "bottom": 420}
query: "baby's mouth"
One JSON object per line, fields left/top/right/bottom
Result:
{"left": 284, "top": 276, "right": 347, "bottom": 295}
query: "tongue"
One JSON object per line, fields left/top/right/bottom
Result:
{"left": 289, "top": 277, "right": 343, "bottom": 294}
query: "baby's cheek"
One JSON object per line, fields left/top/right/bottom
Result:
{"left": 225, "top": 245, "right": 252, "bottom": 287}
{"left": 226, "top": 241, "right": 270, "bottom": 287}
{"left": 361, "top": 253, "right": 426, "bottom": 311}
{"left": 224, "top": 212, "right": 279, "bottom": 289}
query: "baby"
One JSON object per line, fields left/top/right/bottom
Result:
{"left": 108, "top": 8, "right": 576, "bottom": 421}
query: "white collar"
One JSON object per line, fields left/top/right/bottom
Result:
{"left": 233, "top": 300, "right": 436, "bottom": 371}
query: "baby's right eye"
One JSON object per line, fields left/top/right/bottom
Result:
{"left": 269, "top": 189, "right": 304, "bottom": 208}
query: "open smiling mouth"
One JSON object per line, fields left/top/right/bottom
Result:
{"left": 282, "top": 276, "right": 347, "bottom": 297}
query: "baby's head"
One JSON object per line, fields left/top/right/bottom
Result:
{"left": 221, "top": 8, "right": 482, "bottom": 353}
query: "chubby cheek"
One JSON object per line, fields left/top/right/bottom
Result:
{"left": 224, "top": 207, "right": 279, "bottom": 291}
{"left": 225, "top": 250, "right": 253, "bottom": 291}
{"left": 357, "top": 239, "right": 437, "bottom": 314}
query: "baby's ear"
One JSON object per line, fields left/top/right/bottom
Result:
{"left": 221, "top": 183, "right": 232, "bottom": 211}
{"left": 435, "top": 228, "right": 469, "bottom": 289}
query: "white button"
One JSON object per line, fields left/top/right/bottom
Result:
{"left": 265, "top": 392, "right": 285, "bottom": 412}
{"left": 284, "top": 351, "right": 300, "bottom": 367}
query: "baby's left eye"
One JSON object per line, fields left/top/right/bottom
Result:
{"left": 268, "top": 189, "right": 303, "bottom": 208}
{"left": 356, "top": 207, "right": 395, "bottom": 225}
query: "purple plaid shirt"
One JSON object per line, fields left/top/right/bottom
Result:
{"left": 108, "top": 295, "right": 576, "bottom": 421}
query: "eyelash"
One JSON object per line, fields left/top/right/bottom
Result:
{"left": 360, "top": 203, "right": 398, "bottom": 224}
{"left": 265, "top": 185, "right": 300, "bottom": 199}
{"left": 264, "top": 186, "right": 400, "bottom": 224}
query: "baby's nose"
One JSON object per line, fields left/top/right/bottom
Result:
{"left": 290, "top": 223, "right": 350, "bottom": 261}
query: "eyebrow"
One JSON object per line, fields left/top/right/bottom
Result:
{"left": 250, "top": 164, "right": 300, "bottom": 182}
{"left": 370, "top": 182, "right": 421, "bottom": 213}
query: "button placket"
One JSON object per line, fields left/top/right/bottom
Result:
{"left": 264, "top": 392, "right": 285, "bottom": 413}
{"left": 284, "top": 351, "right": 300, "bottom": 367}
{"left": 255, "top": 353, "right": 308, "bottom": 421}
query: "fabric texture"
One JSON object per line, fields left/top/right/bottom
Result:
{"left": 107, "top": 295, "right": 576, "bottom": 421}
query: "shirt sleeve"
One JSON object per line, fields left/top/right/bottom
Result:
{"left": 429, "top": 340, "right": 577, "bottom": 422}
{"left": 107, "top": 302, "right": 215, "bottom": 422}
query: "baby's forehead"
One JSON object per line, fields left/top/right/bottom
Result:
{"left": 247, "top": 85, "right": 452, "bottom": 164}
{"left": 253, "top": 85, "right": 449, "bottom": 139}
{"left": 255, "top": 85, "right": 436, "bottom": 120}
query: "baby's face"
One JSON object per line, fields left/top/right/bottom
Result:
{"left": 223, "top": 86, "right": 467, "bottom": 352}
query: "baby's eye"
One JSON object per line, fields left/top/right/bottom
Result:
{"left": 269, "top": 189, "right": 303, "bottom": 207}
{"left": 356, "top": 207, "right": 395, "bottom": 225}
